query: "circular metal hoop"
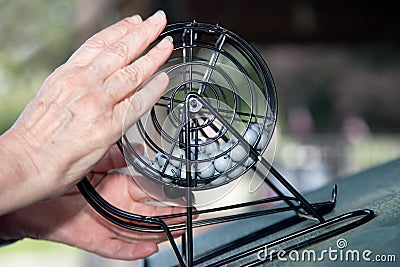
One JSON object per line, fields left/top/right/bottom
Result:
{"left": 119, "top": 21, "right": 278, "bottom": 194}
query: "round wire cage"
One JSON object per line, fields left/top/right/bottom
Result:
{"left": 119, "top": 21, "right": 278, "bottom": 198}
{"left": 78, "top": 22, "right": 375, "bottom": 267}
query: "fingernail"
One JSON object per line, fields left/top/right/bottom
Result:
{"left": 147, "top": 10, "right": 166, "bottom": 25}
{"left": 155, "top": 72, "right": 168, "bottom": 82}
{"left": 157, "top": 36, "right": 174, "bottom": 48}
{"left": 127, "top": 14, "right": 142, "bottom": 24}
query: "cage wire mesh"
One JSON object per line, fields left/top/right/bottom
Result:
{"left": 119, "top": 21, "right": 278, "bottom": 206}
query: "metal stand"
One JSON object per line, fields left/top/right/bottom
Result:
{"left": 78, "top": 165, "right": 373, "bottom": 266}
{"left": 77, "top": 94, "right": 374, "bottom": 266}
{"left": 77, "top": 21, "right": 374, "bottom": 266}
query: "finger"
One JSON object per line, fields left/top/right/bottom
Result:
{"left": 90, "top": 10, "right": 168, "bottom": 79}
{"left": 93, "top": 173, "right": 189, "bottom": 227}
{"left": 107, "top": 221, "right": 184, "bottom": 243}
{"left": 92, "top": 143, "right": 144, "bottom": 172}
{"left": 125, "top": 178, "right": 189, "bottom": 220}
{"left": 67, "top": 15, "right": 143, "bottom": 66}
{"left": 103, "top": 35, "right": 173, "bottom": 103}
{"left": 92, "top": 144, "right": 125, "bottom": 172}
{"left": 97, "top": 214, "right": 183, "bottom": 243}
{"left": 112, "top": 71, "right": 170, "bottom": 133}
{"left": 117, "top": 242, "right": 158, "bottom": 260}
{"left": 91, "top": 240, "right": 158, "bottom": 260}
{"left": 126, "top": 176, "right": 196, "bottom": 212}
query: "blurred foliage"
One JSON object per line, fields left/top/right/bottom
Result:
{"left": 0, "top": 0, "right": 75, "bottom": 134}
{"left": 263, "top": 44, "right": 400, "bottom": 133}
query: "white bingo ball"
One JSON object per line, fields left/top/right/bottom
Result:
{"left": 197, "top": 161, "right": 216, "bottom": 178}
{"left": 190, "top": 138, "right": 205, "bottom": 154}
{"left": 204, "top": 141, "right": 219, "bottom": 155}
{"left": 244, "top": 128, "right": 258, "bottom": 146}
{"left": 190, "top": 150, "right": 203, "bottom": 160}
{"left": 134, "top": 157, "right": 160, "bottom": 177}
{"left": 150, "top": 160, "right": 161, "bottom": 171}
{"left": 155, "top": 152, "right": 168, "bottom": 167}
{"left": 170, "top": 148, "right": 186, "bottom": 167}
{"left": 250, "top": 123, "right": 261, "bottom": 133}
{"left": 213, "top": 152, "right": 232, "bottom": 173}
{"left": 205, "top": 150, "right": 219, "bottom": 161}
{"left": 230, "top": 144, "right": 248, "bottom": 162}
{"left": 256, "top": 131, "right": 269, "bottom": 151}
{"left": 147, "top": 160, "right": 162, "bottom": 177}
{"left": 243, "top": 156, "right": 255, "bottom": 167}
{"left": 164, "top": 163, "right": 179, "bottom": 178}
{"left": 227, "top": 165, "right": 245, "bottom": 179}
{"left": 180, "top": 164, "right": 195, "bottom": 180}
{"left": 210, "top": 176, "right": 227, "bottom": 186}
{"left": 219, "top": 141, "right": 232, "bottom": 153}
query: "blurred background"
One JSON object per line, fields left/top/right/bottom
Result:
{"left": 1, "top": 0, "right": 399, "bottom": 266}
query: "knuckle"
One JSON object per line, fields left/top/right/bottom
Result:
{"left": 85, "top": 36, "right": 108, "bottom": 49}
{"left": 133, "top": 27, "right": 150, "bottom": 44}
{"left": 106, "top": 42, "right": 130, "bottom": 61}
{"left": 110, "top": 21, "right": 130, "bottom": 37}
{"left": 63, "top": 74, "right": 81, "bottom": 89}
{"left": 105, "top": 83, "right": 118, "bottom": 99}
{"left": 122, "top": 16, "right": 139, "bottom": 27}
{"left": 122, "top": 65, "right": 142, "bottom": 85}
{"left": 84, "top": 64, "right": 97, "bottom": 76}
{"left": 55, "top": 70, "right": 95, "bottom": 98}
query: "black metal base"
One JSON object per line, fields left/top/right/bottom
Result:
{"left": 78, "top": 94, "right": 374, "bottom": 267}
{"left": 78, "top": 172, "right": 374, "bottom": 267}
{"left": 198, "top": 209, "right": 374, "bottom": 267}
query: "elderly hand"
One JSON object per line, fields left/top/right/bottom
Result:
{"left": 0, "top": 144, "right": 187, "bottom": 259}
{"left": 0, "top": 10, "right": 173, "bottom": 214}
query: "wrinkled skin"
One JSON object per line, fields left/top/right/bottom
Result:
{"left": 1, "top": 145, "right": 187, "bottom": 260}
{"left": 0, "top": 11, "right": 186, "bottom": 259}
